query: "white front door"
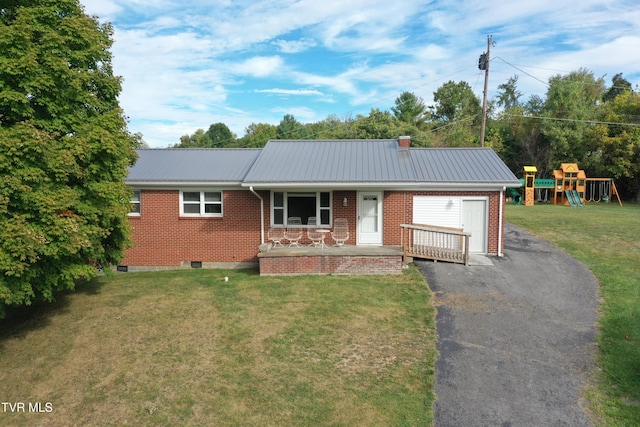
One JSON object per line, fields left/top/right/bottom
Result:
{"left": 461, "top": 199, "right": 487, "bottom": 253}
{"left": 358, "top": 191, "right": 383, "bottom": 245}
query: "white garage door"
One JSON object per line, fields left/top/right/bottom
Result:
{"left": 413, "top": 196, "right": 488, "bottom": 254}
{"left": 413, "top": 196, "right": 461, "bottom": 228}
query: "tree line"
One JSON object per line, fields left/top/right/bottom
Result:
{"left": 176, "top": 71, "right": 640, "bottom": 201}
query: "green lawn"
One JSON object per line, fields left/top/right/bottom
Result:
{"left": 0, "top": 267, "right": 435, "bottom": 426}
{"left": 5, "top": 202, "right": 637, "bottom": 426}
{"left": 506, "top": 202, "right": 640, "bottom": 426}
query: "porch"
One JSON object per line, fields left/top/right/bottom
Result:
{"left": 258, "top": 244, "right": 404, "bottom": 276}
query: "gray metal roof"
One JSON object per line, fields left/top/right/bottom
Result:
{"left": 410, "top": 147, "right": 520, "bottom": 183}
{"left": 126, "top": 140, "right": 520, "bottom": 188}
{"left": 243, "top": 139, "right": 416, "bottom": 183}
{"left": 127, "top": 148, "right": 261, "bottom": 183}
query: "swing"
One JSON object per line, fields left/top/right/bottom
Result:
{"left": 536, "top": 188, "right": 548, "bottom": 203}
{"left": 588, "top": 181, "right": 597, "bottom": 202}
{"left": 601, "top": 181, "right": 610, "bottom": 203}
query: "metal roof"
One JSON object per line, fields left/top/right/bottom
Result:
{"left": 126, "top": 140, "right": 520, "bottom": 188}
{"left": 410, "top": 148, "right": 520, "bottom": 183}
{"left": 242, "top": 139, "right": 416, "bottom": 183}
{"left": 126, "top": 148, "right": 261, "bottom": 184}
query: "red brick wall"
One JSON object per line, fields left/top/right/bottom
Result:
{"left": 123, "top": 188, "right": 505, "bottom": 267}
{"left": 332, "top": 191, "right": 357, "bottom": 245}
{"left": 383, "top": 190, "right": 504, "bottom": 255}
{"left": 122, "top": 189, "right": 264, "bottom": 266}
{"left": 259, "top": 255, "right": 402, "bottom": 275}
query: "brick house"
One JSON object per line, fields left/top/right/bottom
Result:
{"left": 121, "top": 137, "right": 520, "bottom": 271}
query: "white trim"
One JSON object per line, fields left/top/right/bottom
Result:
{"left": 128, "top": 189, "right": 141, "bottom": 216}
{"left": 270, "top": 191, "right": 332, "bottom": 227}
{"left": 357, "top": 191, "right": 383, "bottom": 245}
{"left": 498, "top": 187, "right": 504, "bottom": 257}
{"left": 242, "top": 182, "right": 521, "bottom": 190}
{"left": 461, "top": 197, "right": 489, "bottom": 254}
{"left": 179, "top": 190, "right": 223, "bottom": 217}
{"left": 249, "top": 186, "right": 264, "bottom": 245}
{"left": 128, "top": 181, "right": 521, "bottom": 192}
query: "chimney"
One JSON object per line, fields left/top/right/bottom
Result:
{"left": 398, "top": 136, "right": 411, "bottom": 149}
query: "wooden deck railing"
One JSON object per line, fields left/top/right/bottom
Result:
{"left": 400, "top": 224, "right": 471, "bottom": 266}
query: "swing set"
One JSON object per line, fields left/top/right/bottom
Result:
{"left": 518, "top": 164, "right": 623, "bottom": 207}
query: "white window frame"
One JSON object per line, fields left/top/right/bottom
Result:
{"left": 180, "top": 190, "right": 223, "bottom": 217}
{"left": 271, "top": 191, "right": 332, "bottom": 227}
{"left": 129, "top": 190, "right": 141, "bottom": 216}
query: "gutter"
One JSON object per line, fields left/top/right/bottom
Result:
{"left": 498, "top": 186, "right": 505, "bottom": 257}
{"left": 241, "top": 182, "right": 522, "bottom": 190}
{"left": 249, "top": 186, "right": 265, "bottom": 244}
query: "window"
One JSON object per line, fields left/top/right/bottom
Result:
{"left": 181, "top": 191, "right": 223, "bottom": 216}
{"left": 129, "top": 190, "right": 141, "bottom": 215}
{"left": 271, "top": 191, "right": 331, "bottom": 226}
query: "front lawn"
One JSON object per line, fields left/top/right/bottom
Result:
{"left": 0, "top": 267, "right": 435, "bottom": 426}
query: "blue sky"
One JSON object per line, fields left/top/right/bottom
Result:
{"left": 79, "top": 0, "right": 640, "bottom": 148}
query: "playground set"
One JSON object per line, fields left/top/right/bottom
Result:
{"left": 510, "top": 163, "right": 623, "bottom": 207}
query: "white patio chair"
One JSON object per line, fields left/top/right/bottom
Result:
{"left": 307, "top": 217, "right": 323, "bottom": 248}
{"left": 267, "top": 226, "right": 285, "bottom": 247}
{"left": 284, "top": 217, "right": 303, "bottom": 247}
{"left": 331, "top": 218, "right": 349, "bottom": 247}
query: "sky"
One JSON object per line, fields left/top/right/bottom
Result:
{"left": 78, "top": 0, "right": 640, "bottom": 148}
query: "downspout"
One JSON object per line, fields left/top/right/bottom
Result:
{"left": 498, "top": 186, "right": 505, "bottom": 257}
{"left": 249, "top": 186, "right": 264, "bottom": 244}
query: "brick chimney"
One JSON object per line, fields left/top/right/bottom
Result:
{"left": 398, "top": 136, "right": 411, "bottom": 149}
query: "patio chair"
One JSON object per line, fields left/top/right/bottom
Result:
{"left": 267, "top": 226, "right": 285, "bottom": 247}
{"left": 307, "top": 217, "right": 323, "bottom": 248}
{"left": 331, "top": 218, "right": 349, "bottom": 247}
{"left": 284, "top": 217, "right": 303, "bottom": 247}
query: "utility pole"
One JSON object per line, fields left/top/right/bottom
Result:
{"left": 478, "top": 35, "right": 492, "bottom": 148}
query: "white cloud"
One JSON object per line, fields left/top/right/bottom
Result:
{"left": 74, "top": 0, "right": 640, "bottom": 147}
{"left": 271, "top": 106, "right": 317, "bottom": 119}
{"left": 236, "top": 56, "right": 285, "bottom": 77}
{"left": 255, "top": 88, "right": 324, "bottom": 96}
{"left": 271, "top": 38, "right": 317, "bottom": 54}
{"left": 79, "top": 0, "right": 122, "bottom": 18}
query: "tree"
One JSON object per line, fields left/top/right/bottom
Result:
{"left": 495, "top": 75, "right": 523, "bottom": 110}
{"left": 603, "top": 73, "right": 633, "bottom": 103}
{"left": 174, "top": 123, "right": 236, "bottom": 148}
{"left": 427, "top": 81, "right": 482, "bottom": 147}
{"left": 430, "top": 81, "right": 482, "bottom": 124}
{"left": 391, "top": 91, "right": 428, "bottom": 128}
{"left": 0, "top": 1, "right": 139, "bottom": 317}
{"left": 276, "top": 114, "right": 308, "bottom": 139}
{"left": 205, "top": 122, "right": 235, "bottom": 147}
{"left": 238, "top": 122, "right": 277, "bottom": 147}
{"left": 542, "top": 68, "right": 605, "bottom": 164}
{"left": 176, "top": 128, "right": 208, "bottom": 147}
{"left": 584, "top": 90, "right": 640, "bottom": 200}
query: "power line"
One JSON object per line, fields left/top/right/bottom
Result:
{"left": 493, "top": 56, "right": 549, "bottom": 87}
{"left": 502, "top": 113, "right": 640, "bottom": 127}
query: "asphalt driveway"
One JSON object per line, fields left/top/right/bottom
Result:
{"left": 416, "top": 222, "right": 600, "bottom": 426}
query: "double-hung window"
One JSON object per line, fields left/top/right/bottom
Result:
{"left": 129, "top": 190, "right": 141, "bottom": 216}
{"left": 181, "top": 191, "right": 223, "bottom": 216}
{"left": 272, "top": 191, "right": 331, "bottom": 226}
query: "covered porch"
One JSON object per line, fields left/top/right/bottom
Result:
{"left": 257, "top": 244, "right": 404, "bottom": 276}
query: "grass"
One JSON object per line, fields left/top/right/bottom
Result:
{"left": 505, "top": 202, "right": 640, "bottom": 426}
{"left": 0, "top": 267, "right": 435, "bottom": 426}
